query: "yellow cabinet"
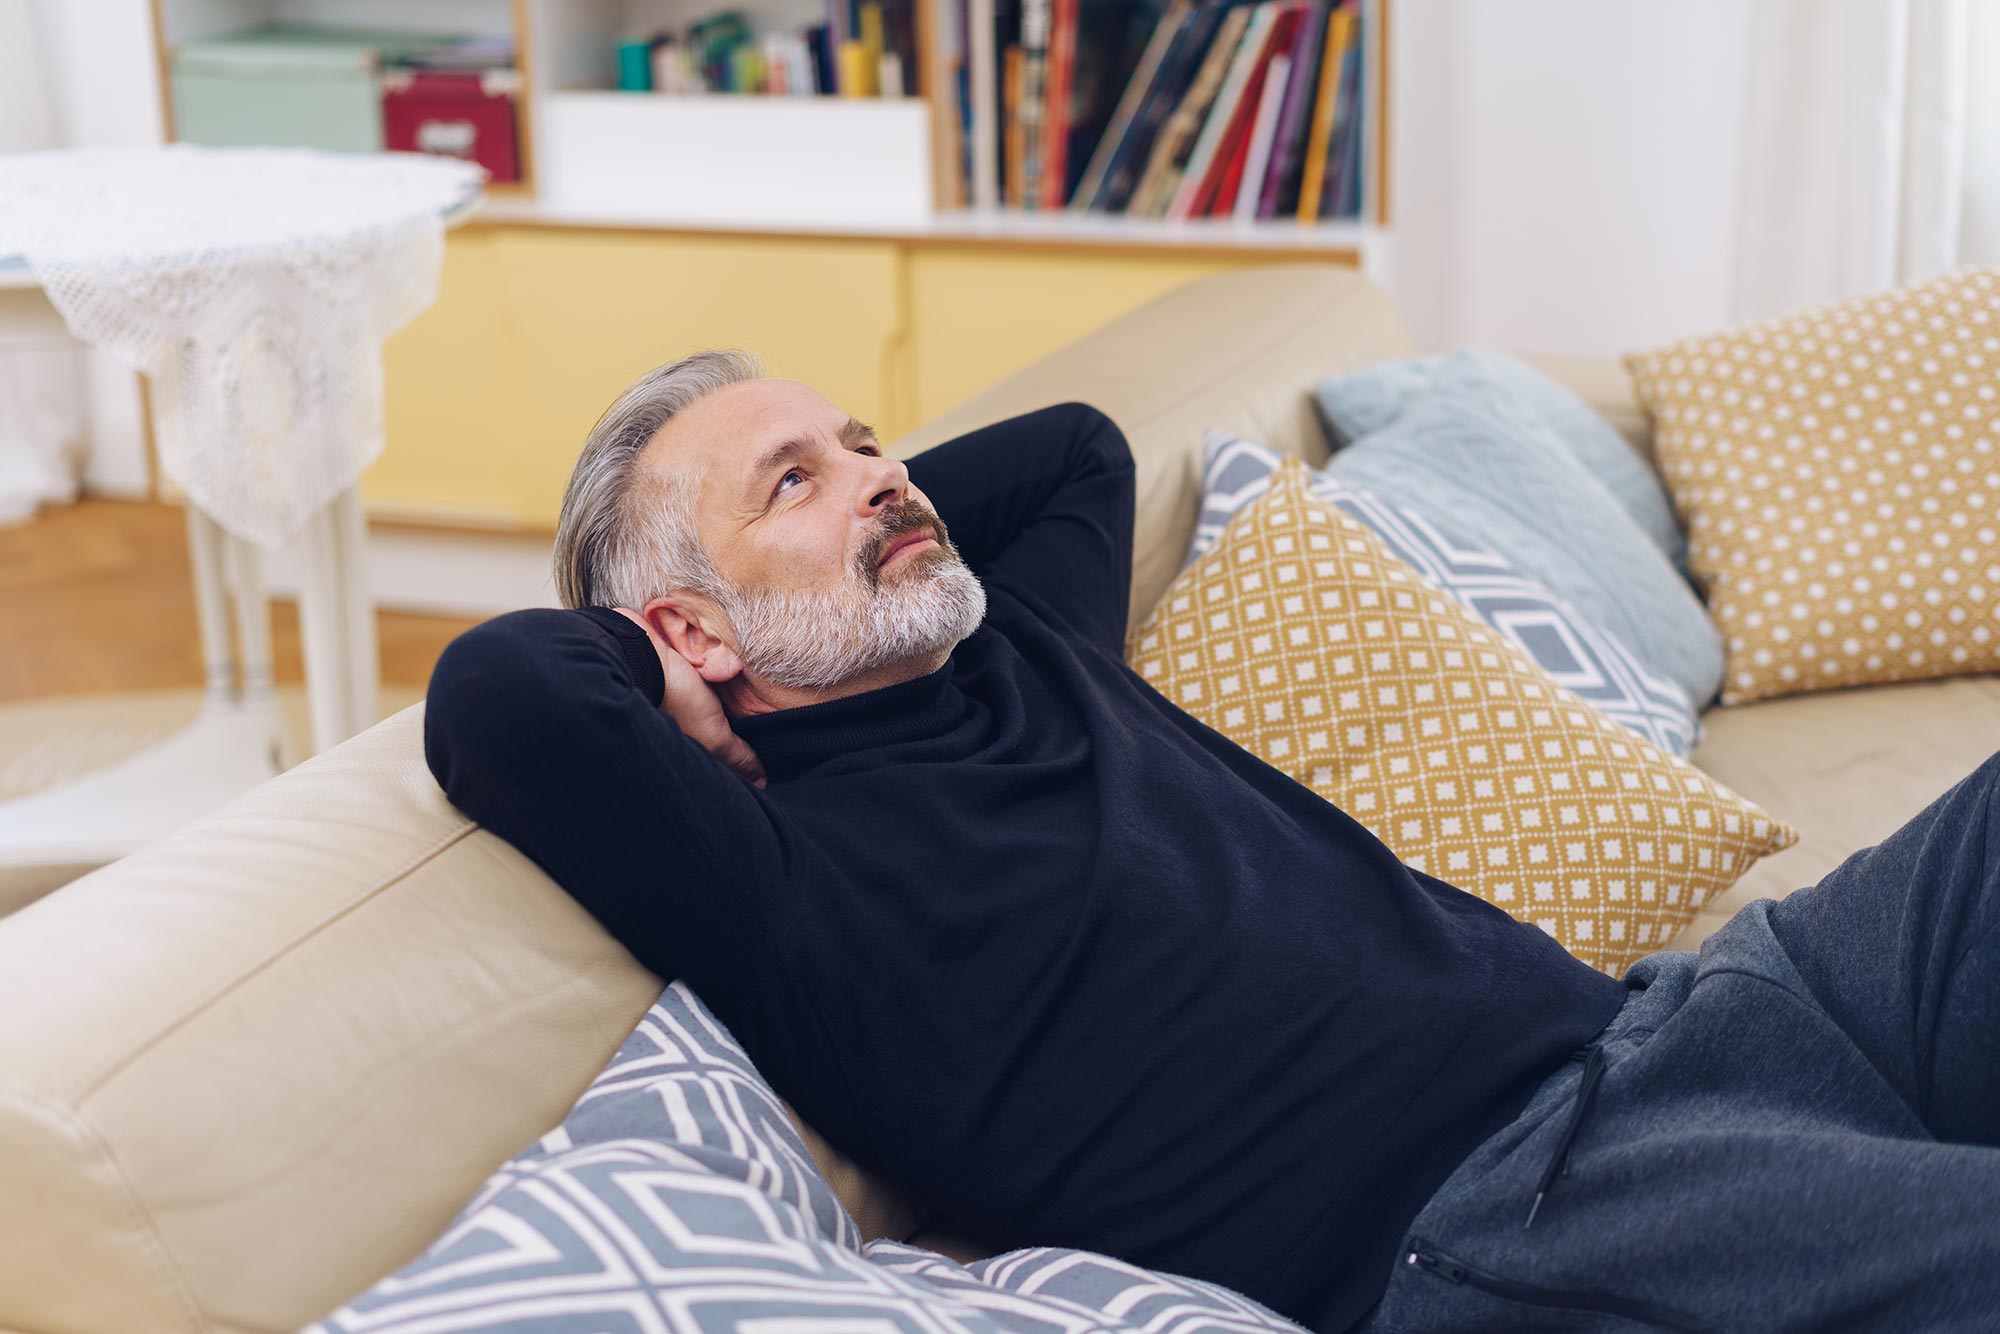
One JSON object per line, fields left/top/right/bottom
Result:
{"left": 366, "top": 225, "right": 1354, "bottom": 531}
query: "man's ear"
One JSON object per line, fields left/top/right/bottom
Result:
{"left": 643, "top": 593, "right": 746, "bottom": 685}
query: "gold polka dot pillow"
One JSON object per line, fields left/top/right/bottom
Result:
{"left": 1125, "top": 455, "right": 1797, "bottom": 977}
{"left": 1625, "top": 264, "right": 2000, "bottom": 704}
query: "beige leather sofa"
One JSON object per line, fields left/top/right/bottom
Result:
{"left": 3, "top": 264, "right": 1996, "bottom": 1334}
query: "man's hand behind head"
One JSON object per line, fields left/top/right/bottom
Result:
{"left": 612, "top": 607, "right": 767, "bottom": 789}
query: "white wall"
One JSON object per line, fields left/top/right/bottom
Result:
{"left": 1384, "top": 0, "right": 1754, "bottom": 359}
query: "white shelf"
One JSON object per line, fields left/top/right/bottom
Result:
{"left": 475, "top": 190, "right": 1376, "bottom": 253}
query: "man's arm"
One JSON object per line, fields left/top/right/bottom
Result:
{"left": 422, "top": 605, "right": 786, "bottom": 987}
{"left": 904, "top": 401, "right": 1137, "bottom": 655}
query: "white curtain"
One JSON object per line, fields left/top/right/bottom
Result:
{"left": 0, "top": 0, "right": 87, "bottom": 526}
{"left": 1730, "top": 0, "right": 1993, "bottom": 322}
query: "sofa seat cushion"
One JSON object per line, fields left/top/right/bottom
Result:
{"left": 1668, "top": 673, "right": 2000, "bottom": 950}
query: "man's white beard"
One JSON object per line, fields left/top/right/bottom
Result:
{"left": 718, "top": 540, "right": 987, "bottom": 691}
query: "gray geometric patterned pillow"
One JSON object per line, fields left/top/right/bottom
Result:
{"left": 1192, "top": 430, "right": 1701, "bottom": 756}
{"left": 305, "top": 979, "right": 1310, "bottom": 1334}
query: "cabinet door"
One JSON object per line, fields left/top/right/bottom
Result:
{"left": 496, "top": 229, "right": 906, "bottom": 530}
{"left": 370, "top": 226, "right": 906, "bottom": 530}
{"left": 906, "top": 249, "right": 1266, "bottom": 427}
{"left": 368, "top": 228, "right": 527, "bottom": 526}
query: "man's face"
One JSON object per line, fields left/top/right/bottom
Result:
{"left": 645, "top": 377, "right": 986, "bottom": 689}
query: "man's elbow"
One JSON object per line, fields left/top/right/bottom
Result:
{"left": 1055, "top": 401, "right": 1136, "bottom": 476}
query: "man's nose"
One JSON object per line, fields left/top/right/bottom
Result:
{"left": 860, "top": 453, "right": 910, "bottom": 514}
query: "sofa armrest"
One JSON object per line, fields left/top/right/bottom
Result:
{"left": 0, "top": 705, "right": 917, "bottom": 1333}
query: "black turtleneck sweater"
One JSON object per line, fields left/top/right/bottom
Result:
{"left": 423, "top": 401, "right": 1627, "bottom": 1334}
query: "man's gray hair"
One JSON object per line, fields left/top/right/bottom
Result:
{"left": 553, "top": 348, "right": 768, "bottom": 610}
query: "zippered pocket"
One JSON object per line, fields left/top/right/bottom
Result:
{"left": 1403, "top": 1236, "right": 1709, "bottom": 1331}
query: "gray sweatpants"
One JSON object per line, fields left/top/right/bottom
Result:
{"left": 1353, "top": 750, "right": 2000, "bottom": 1333}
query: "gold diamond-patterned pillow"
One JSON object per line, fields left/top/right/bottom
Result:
{"left": 1125, "top": 456, "right": 1797, "bottom": 976}
{"left": 1625, "top": 264, "right": 2000, "bottom": 704}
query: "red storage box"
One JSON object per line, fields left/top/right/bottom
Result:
{"left": 382, "top": 69, "right": 521, "bottom": 183}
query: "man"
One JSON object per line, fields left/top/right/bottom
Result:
{"left": 425, "top": 349, "right": 2000, "bottom": 1333}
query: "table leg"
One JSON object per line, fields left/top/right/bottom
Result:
{"left": 331, "top": 484, "right": 379, "bottom": 732}
{"left": 184, "top": 503, "right": 237, "bottom": 705}
{"left": 296, "top": 497, "right": 356, "bottom": 756}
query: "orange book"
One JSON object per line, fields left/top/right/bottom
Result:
{"left": 1040, "top": 0, "right": 1077, "bottom": 207}
{"left": 1296, "top": 4, "right": 1352, "bottom": 223}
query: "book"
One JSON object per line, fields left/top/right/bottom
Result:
{"left": 1017, "top": 0, "right": 1050, "bottom": 209}
{"left": 1067, "top": 0, "right": 1189, "bottom": 210}
{"left": 807, "top": 23, "right": 836, "bottom": 95}
{"left": 1087, "top": 0, "right": 1227, "bottom": 215}
{"left": 1232, "top": 52, "right": 1289, "bottom": 220}
{"left": 1039, "top": 0, "right": 1078, "bottom": 205}
{"left": 968, "top": 0, "right": 999, "bottom": 206}
{"left": 1294, "top": 0, "right": 1351, "bottom": 222}
{"left": 1165, "top": 0, "right": 1277, "bottom": 220}
{"left": 1190, "top": 2, "right": 1302, "bottom": 217}
{"left": 1004, "top": 42, "right": 1025, "bottom": 205}
{"left": 1128, "top": 1, "right": 1252, "bottom": 216}
{"left": 1317, "top": 3, "right": 1363, "bottom": 218}
{"left": 1255, "top": 0, "right": 1325, "bottom": 217}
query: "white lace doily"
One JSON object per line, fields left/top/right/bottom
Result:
{"left": 0, "top": 145, "right": 484, "bottom": 548}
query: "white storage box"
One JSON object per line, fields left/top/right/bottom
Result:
{"left": 538, "top": 92, "right": 932, "bottom": 227}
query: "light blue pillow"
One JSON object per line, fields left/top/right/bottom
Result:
{"left": 306, "top": 979, "right": 1311, "bottom": 1334}
{"left": 1311, "top": 352, "right": 1723, "bottom": 708}
{"left": 1315, "top": 347, "right": 1690, "bottom": 574}
{"left": 1192, "top": 431, "right": 1701, "bottom": 755}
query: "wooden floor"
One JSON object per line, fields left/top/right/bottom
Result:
{"left": 0, "top": 497, "right": 481, "bottom": 705}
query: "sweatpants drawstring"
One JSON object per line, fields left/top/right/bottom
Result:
{"left": 1523, "top": 1041, "right": 1607, "bottom": 1230}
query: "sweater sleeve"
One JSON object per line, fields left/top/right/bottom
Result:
{"left": 903, "top": 401, "right": 1137, "bottom": 656}
{"left": 422, "top": 605, "right": 787, "bottom": 985}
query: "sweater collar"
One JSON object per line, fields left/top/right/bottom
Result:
{"left": 729, "top": 653, "right": 967, "bottom": 781}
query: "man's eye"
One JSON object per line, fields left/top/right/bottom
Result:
{"left": 776, "top": 468, "right": 805, "bottom": 494}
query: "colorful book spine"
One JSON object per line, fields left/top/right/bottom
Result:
{"left": 1232, "top": 52, "right": 1289, "bottom": 220}
{"left": 1068, "top": 0, "right": 1190, "bottom": 212}
{"left": 1166, "top": 0, "right": 1277, "bottom": 220}
{"left": 968, "top": 0, "right": 999, "bottom": 206}
{"left": 1039, "top": 0, "right": 1077, "bottom": 206}
{"left": 1317, "top": 3, "right": 1363, "bottom": 217}
{"left": 1295, "top": 1, "right": 1351, "bottom": 223}
{"left": 1016, "top": 0, "right": 1051, "bottom": 209}
{"left": 1129, "top": 2, "right": 1252, "bottom": 217}
{"left": 1004, "top": 43, "right": 1025, "bottom": 205}
{"left": 1256, "top": 0, "right": 1326, "bottom": 217}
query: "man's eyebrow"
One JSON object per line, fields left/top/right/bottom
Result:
{"left": 740, "top": 418, "right": 879, "bottom": 506}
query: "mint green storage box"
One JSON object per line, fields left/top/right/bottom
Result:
{"left": 171, "top": 27, "right": 457, "bottom": 154}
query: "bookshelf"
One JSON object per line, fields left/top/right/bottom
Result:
{"left": 144, "top": 0, "right": 1390, "bottom": 530}
{"left": 148, "top": 0, "right": 1388, "bottom": 252}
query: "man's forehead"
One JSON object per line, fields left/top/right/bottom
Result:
{"left": 648, "top": 378, "right": 858, "bottom": 476}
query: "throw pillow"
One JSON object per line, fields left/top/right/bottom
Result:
{"left": 1624, "top": 263, "right": 2000, "bottom": 705}
{"left": 1321, "top": 349, "right": 1725, "bottom": 708}
{"left": 307, "top": 980, "right": 1311, "bottom": 1334}
{"left": 1314, "top": 346, "right": 1690, "bottom": 572}
{"left": 1127, "top": 456, "right": 1797, "bottom": 977}
{"left": 1191, "top": 429, "right": 1701, "bottom": 756}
